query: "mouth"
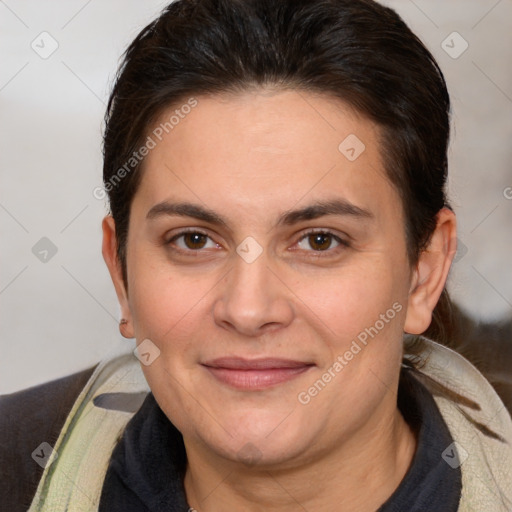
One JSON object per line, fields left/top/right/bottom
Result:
{"left": 201, "top": 357, "right": 315, "bottom": 390}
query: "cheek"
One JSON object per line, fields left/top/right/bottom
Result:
{"left": 127, "top": 253, "right": 215, "bottom": 347}
{"left": 298, "top": 271, "right": 407, "bottom": 406}
{"left": 292, "top": 260, "right": 410, "bottom": 400}
{"left": 294, "top": 262, "right": 406, "bottom": 342}
{"left": 127, "top": 263, "right": 218, "bottom": 429}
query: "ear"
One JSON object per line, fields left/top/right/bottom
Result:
{"left": 102, "top": 215, "right": 134, "bottom": 338}
{"left": 404, "top": 208, "right": 457, "bottom": 335}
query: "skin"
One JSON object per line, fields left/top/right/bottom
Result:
{"left": 102, "top": 89, "right": 457, "bottom": 511}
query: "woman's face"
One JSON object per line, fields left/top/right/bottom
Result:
{"left": 112, "top": 89, "right": 417, "bottom": 466}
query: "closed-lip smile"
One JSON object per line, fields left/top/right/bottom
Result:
{"left": 201, "top": 357, "right": 314, "bottom": 390}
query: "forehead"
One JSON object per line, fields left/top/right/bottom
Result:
{"left": 133, "top": 89, "right": 401, "bottom": 225}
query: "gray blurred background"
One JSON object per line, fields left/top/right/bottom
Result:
{"left": 1, "top": 0, "right": 511, "bottom": 393}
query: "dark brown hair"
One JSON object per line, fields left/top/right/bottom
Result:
{"left": 103, "top": 0, "right": 455, "bottom": 345}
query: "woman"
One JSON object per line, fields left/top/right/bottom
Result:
{"left": 2, "top": 0, "right": 511, "bottom": 510}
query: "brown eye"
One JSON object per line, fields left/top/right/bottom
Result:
{"left": 168, "top": 231, "right": 217, "bottom": 251}
{"left": 308, "top": 233, "right": 332, "bottom": 251}
{"left": 296, "top": 231, "right": 346, "bottom": 253}
{"left": 182, "top": 232, "right": 208, "bottom": 249}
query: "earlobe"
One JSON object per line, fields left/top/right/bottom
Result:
{"left": 404, "top": 208, "right": 457, "bottom": 335}
{"left": 101, "top": 215, "right": 135, "bottom": 338}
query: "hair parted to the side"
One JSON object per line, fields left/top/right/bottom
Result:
{"left": 103, "top": 0, "right": 455, "bottom": 347}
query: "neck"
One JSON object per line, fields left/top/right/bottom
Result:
{"left": 183, "top": 403, "right": 417, "bottom": 512}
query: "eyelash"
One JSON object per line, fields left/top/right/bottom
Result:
{"left": 165, "top": 228, "right": 350, "bottom": 257}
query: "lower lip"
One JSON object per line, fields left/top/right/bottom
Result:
{"left": 203, "top": 366, "right": 312, "bottom": 390}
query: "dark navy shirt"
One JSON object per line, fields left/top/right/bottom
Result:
{"left": 378, "top": 369, "right": 462, "bottom": 511}
{"left": 99, "top": 368, "right": 462, "bottom": 511}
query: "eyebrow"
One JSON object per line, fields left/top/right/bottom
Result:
{"left": 146, "top": 202, "right": 228, "bottom": 226}
{"left": 146, "top": 199, "right": 374, "bottom": 226}
{"left": 277, "top": 199, "right": 374, "bottom": 226}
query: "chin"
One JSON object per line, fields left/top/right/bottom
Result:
{"left": 193, "top": 407, "right": 316, "bottom": 468}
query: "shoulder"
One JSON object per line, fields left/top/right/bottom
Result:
{"left": 449, "top": 305, "right": 512, "bottom": 414}
{"left": 408, "top": 336, "right": 512, "bottom": 442}
{"left": 408, "top": 337, "right": 512, "bottom": 510}
{"left": 0, "top": 366, "right": 96, "bottom": 512}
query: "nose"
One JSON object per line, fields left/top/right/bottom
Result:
{"left": 213, "top": 252, "right": 295, "bottom": 337}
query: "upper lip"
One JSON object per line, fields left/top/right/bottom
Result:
{"left": 202, "top": 357, "right": 313, "bottom": 370}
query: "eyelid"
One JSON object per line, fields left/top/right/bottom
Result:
{"left": 166, "top": 227, "right": 210, "bottom": 240}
